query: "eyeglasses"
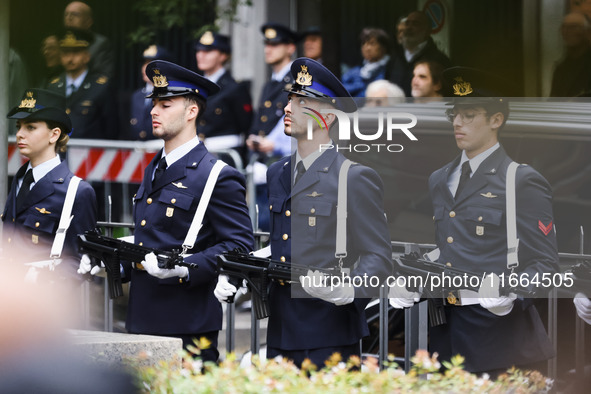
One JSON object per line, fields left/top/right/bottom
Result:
{"left": 445, "top": 109, "right": 487, "bottom": 124}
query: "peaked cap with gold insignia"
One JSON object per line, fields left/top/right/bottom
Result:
{"left": 285, "top": 57, "right": 357, "bottom": 113}
{"left": 260, "top": 22, "right": 299, "bottom": 44}
{"left": 145, "top": 60, "right": 220, "bottom": 100}
{"left": 59, "top": 28, "right": 94, "bottom": 49}
{"left": 442, "top": 66, "right": 510, "bottom": 116}
{"left": 7, "top": 89, "right": 72, "bottom": 135}
{"left": 195, "top": 31, "right": 231, "bottom": 53}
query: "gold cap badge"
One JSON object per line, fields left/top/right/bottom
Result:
{"left": 19, "top": 91, "right": 36, "bottom": 109}
{"left": 296, "top": 65, "right": 313, "bottom": 87}
{"left": 143, "top": 45, "right": 158, "bottom": 57}
{"left": 453, "top": 77, "right": 473, "bottom": 96}
{"left": 60, "top": 32, "right": 89, "bottom": 48}
{"left": 152, "top": 69, "right": 169, "bottom": 88}
{"left": 200, "top": 31, "right": 215, "bottom": 45}
{"left": 265, "top": 28, "right": 277, "bottom": 39}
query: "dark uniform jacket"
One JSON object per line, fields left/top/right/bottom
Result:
{"left": 428, "top": 146, "right": 558, "bottom": 372}
{"left": 88, "top": 32, "right": 115, "bottom": 78}
{"left": 249, "top": 72, "right": 292, "bottom": 137}
{"left": 47, "top": 72, "right": 117, "bottom": 139}
{"left": 266, "top": 146, "right": 392, "bottom": 350}
{"left": 388, "top": 37, "right": 452, "bottom": 96}
{"left": 124, "top": 86, "right": 156, "bottom": 141}
{"left": 197, "top": 71, "right": 252, "bottom": 142}
{"left": 2, "top": 160, "right": 98, "bottom": 279}
{"left": 123, "top": 142, "right": 254, "bottom": 336}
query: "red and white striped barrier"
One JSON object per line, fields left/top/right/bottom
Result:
{"left": 8, "top": 138, "right": 163, "bottom": 184}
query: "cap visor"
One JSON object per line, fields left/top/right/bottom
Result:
{"left": 7, "top": 109, "right": 32, "bottom": 119}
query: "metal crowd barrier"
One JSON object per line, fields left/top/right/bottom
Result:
{"left": 8, "top": 136, "right": 251, "bottom": 222}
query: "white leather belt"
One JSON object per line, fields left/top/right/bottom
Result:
{"left": 203, "top": 134, "right": 243, "bottom": 151}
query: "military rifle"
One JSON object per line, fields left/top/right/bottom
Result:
{"left": 217, "top": 249, "right": 343, "bottom": 320}
{"left": 78, "top": 230, "right": 197, "bottom": 299}
{"left": 561, "top": 257, "right": 591, "bottom": 295}
{"left": 393, "top": 246, "right": 538, "bottom": 327}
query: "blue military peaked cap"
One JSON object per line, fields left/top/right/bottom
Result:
{"left": 286, "top": 57, "right": 357, "bottom": 113}
{"left": 145, "top": 60, "right": 220, "bottom": 100}
{"left": 142, "top": 45, "right": 173, "bottom": 62}
{"left": 7, "top": 88, "right": 72, "bottom": 135}
{"left": 195, "top": 31, "right": 231, "bottom": 53}
{"left": 261, "top": 22, "right": 299, "bottom": 44}
{"left": 299, "top": 26, "right": 322, "bottom": 40}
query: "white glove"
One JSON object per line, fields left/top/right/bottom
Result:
{"left": 388, "top": 281, "right": 421, "bottom": 309}
{"left": 142, "top": 252, "right": 188, "bottom": 280}
{"left": 24, "top": 267, "right": 39, "bottom": 284}
{"left": 573, "top": 293, "right": 591, "bottom": 325}
{"left": 300, "top": 270, "right": 354, "bottom": 306}
{"left": 214, "top": 275, "right": 238, "bottom": 303}
{"left": 478, "top": 273, "right": 517, "bottom": 316}
{"left": 77, "top": 254, "right": 104, "bottom": 275}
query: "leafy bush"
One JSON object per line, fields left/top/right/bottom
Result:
{"left": 131, "top": 347, "right": 551, "bottom": 393}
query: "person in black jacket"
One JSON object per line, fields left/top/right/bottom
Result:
{"left": 195, "top": 31, "right": 252, "bottom": 154}
{"left": 46, "top": 29, "right": 117, "bottom": 139}
{"left": 246, "top": 23, "right": 298, "bottom": 230}
{"left": 550, "top": 12, "right": 591, "bottom": 97}
{"left": 388, "top": 11, "right": 451, "bottom": 96}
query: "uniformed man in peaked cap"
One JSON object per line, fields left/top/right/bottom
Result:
{"left": 246, "top": 22, "right": 299, "bottom": 230}
{"left": 390, "top": 67, "right": 559, "bottom": 376}
{"left": 82, "top": 60, "right": 254, "bottom": 362}
{"left": 195, "top": 31, "right": 252, "bottom": 154}
{"left": 249, "top": 23, "right": 299, "bottom": 140}
{"left": 217, "top": 58, "right": 392, "bottom": 368}
{"left": 46, "top": 29, "right": 117, "bottom": 139}
{"left": 124, "top": 44, "right": 172, "bottom": 141}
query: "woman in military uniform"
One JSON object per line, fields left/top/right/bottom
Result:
{"left": 2, "top": 89, "right": 97, "bottom": 281}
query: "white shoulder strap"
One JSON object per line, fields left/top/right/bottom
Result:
{"left": 335, "top": 159, "right": 354, "bottom": 261}
{"left": 50, "top": 176, "right": 81, "bottom": 259}
{"left": 506, "top": 162, "right": 519, "bottom": 270}
{"left": 182, "top": 160, "right": 227, "bottom": 253}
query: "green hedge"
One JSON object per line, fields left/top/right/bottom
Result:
{"left": 131, "top": 347, "right": 551, "bottom": 393}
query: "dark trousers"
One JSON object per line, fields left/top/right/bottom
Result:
{"left": 175, "top": 331, "right": 219, "bottom": 363}
{"left": 267, "top": 343, "right": 360, "bottom": 369}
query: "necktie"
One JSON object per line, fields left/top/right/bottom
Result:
{"left": 16, "top": 169, "right": 34, "bottom": 211}
{"left": 454, "top": 161, "right": 472, "bottom": 198}
{"left": 294, "top": 161, "right": 306, "bottom": 185}
{"left": 68, "top": 83, "right": 77, "bottom": 97}
{"left": 152, "top": 157, "right": 168, "bottom": 185}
